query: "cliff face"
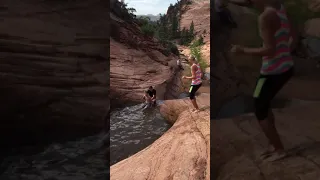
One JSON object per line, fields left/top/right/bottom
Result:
{"left": 110, "top": 2, "right": 180, "bottom": 106}
{"left": 179, "top": 0, "right": 210, "bottom": 65}
{"left": 0, "top": 0, "right": 108, "bottom": 144}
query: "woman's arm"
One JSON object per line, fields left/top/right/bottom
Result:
{"left": 242, "top": 9, "right": 279, "bottom": 56}
{"left": 185, "top": 65, "right": 197, "bottom": 79}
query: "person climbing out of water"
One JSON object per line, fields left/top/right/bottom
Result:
{"left": 230, "top": 0, "right": 298, "bottom": 162}
{"left": 147, "top": 86, "right": 157, "bottom": 107}
{"left": 182, "top": 56, "right": 203, "bottom": 113}
{"left": 143, "top": 90, "right": 152, "bottom": 108}
{"left": 215, "top": 0, "right": 238, "bottom": 28}
{"left": 177, "top": 58, "right": 184, "bottom": 70}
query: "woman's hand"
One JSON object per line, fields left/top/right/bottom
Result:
{"left": 230, "top": 44, "right": 245, "bottom": 53}
{"left": 182, "top": 76, "right": 186, "bottom": 79}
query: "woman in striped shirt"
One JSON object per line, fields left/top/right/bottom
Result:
{"left": 182, "top": 56, "right": 203, "bottom": 113}
{"left": 230, "top": 0, "right": 298, "bottom": 161}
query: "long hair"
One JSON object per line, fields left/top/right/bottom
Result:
{"left": 189, "top": 56, "right": 198, "bottom": 63}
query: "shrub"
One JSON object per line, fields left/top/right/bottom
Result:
{"left": 158, "top": 40, "right": 179, "bottom": 56}
{"left": 167, "top": 42, "right": 179, "bottom": 56}
{"left": 190, "top": 36, "right": 204, "bottom": 48}
{"left": 190, "top": 46, "right": 207, "bottom": 74}
{"left": 141, "top": 24, "right": 155, "bottom": 37}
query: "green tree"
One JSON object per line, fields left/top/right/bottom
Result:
{"left": 157, "top": 25, "right": 168, "bottom": 40}
{"left": 141, "top": 24, "right": 155, "bottom": 37}
{"left": 171, "top": 16, "right": 179, "bottom": 39}
{"left": 189, "top": 21, "right": 195, "bottom": 39}
{"left": 138, "top": 16, "right": 150, "bottom": 26}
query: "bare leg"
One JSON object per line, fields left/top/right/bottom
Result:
{"left": 191, "top": 98, "right": 199, "bottom": 110}
{"left": 267, "top": 110, "right": 284, "bottom": 151}
{"left": 259, "top": 109, "right": 284, "bottom": 153}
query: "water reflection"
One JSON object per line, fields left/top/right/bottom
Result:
{"left": 0, "top": 133, "right": 107, "bottom": 180}
{"left": 110, "top": 103, "right": 170, "bottom": 165}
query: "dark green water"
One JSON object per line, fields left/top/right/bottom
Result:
{"left": 0, "top": 133, "right": 108, "bottom": 180}
{"left": 110, "top": 102, "right": 171, "bottom": 165}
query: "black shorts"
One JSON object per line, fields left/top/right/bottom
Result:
{"left": 189, "top": 83, "right": 202, "bottom": 100}
{"left": 253, "top": 67, "right": 293, "bottom": 120}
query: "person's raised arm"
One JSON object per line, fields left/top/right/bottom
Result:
{"left": 182, "top": 64, "right": 197, "bottom": 79}
{"left": 186, "top": 65, "right": 197, "bottom": 79}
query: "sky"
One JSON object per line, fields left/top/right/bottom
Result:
{"left": 125, "top": 0, "right": 178, "bottom": 15}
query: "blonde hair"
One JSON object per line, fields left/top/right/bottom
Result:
{"left": 189, "top": 56, "right": 197, "bottom": 62}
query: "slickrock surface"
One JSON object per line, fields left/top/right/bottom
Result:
{"left": 0, "top": 0, "right": 108, "bottom": 142}
{"left": 212, "top": 104, "right": 320, "bottom": 180}
{"left": 110, "top": 93, "right": 210, "bottom": 180}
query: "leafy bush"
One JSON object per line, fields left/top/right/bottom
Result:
{"left": 167, "top": 42, "right": 179, "bottom": 56}
{"left": 141, "top": 24, "right": 155, "bottom": 37}
{"left": 190, "top": 36, "right": 204, "bottom": 48}
{"left": 190, "top": 46, "right": 207, "bottom": 74}
{"left": 159, "top": 40, "right": 179, "bottom": 56}
{"left": 137, "top": 16, "right": 150, "bottom": 26}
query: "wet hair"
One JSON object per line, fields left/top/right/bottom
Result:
{"left": 149, "top": 86, "right": 153, "bottom": 89}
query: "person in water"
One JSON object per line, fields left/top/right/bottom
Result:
{"left": 230, "top": 0, "right": 298, "bottom": 161}
{"left": 143, "top": 91, "right": 152, "bottom": 108}
{"left": 177, "top": 58, "right": 184, "bottom": 70}
{"left": 182, "top": 56, "right": 203, "bottom": 112}
{"left": 147, "top": 86, "right": 157, "bottom": 106}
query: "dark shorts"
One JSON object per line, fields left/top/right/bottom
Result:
{"left": 189, "top": 83, "right": 202, "bottom": 100}
{"left": 253, "top": 67, "right": 294, "bottom": 120}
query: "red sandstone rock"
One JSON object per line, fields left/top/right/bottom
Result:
{"left": 110, "top": 94, "right": 210, "bottom": 180}
{"left": 0, "top": 0, "right": 107, "bottom": 140}
{"left": 110, "top": 10, "right": 181, "bottom": 105}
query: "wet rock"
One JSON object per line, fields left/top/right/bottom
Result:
{"left": 110, "top": 94, "right": 210, "bottom": 180}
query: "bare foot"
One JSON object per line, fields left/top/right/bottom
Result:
{"left": 260, "top": 146, "right": 276, "bottom": 159}
{"left": 264, "top": 151, "right": 287, "bottom": 162}
{"left": 193, "top": 109, "right": 201, "bottom": 113}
